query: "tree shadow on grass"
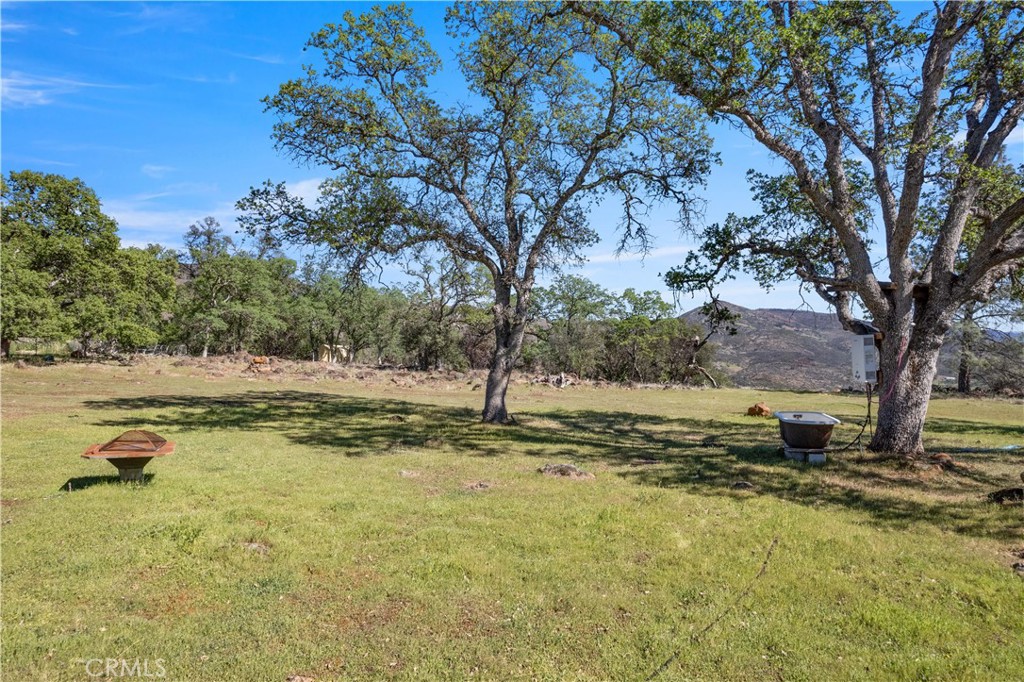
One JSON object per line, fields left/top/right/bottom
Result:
{"left": 918, "top": 416, "right": 1024, "bottom": 443}
{"left": 84, "top": 391, "right": 1022, "bottom": 541}
{"left": 59, "top": 473, "right": 155, "bottom": 491}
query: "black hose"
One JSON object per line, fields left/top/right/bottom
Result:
{"left": 835, "top": 383, "right": 873, "bottom": 453}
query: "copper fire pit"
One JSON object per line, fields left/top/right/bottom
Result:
{"left": 82, "top": 430, "right": 175, "bottom": 482}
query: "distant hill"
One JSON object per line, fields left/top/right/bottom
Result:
{"left": 680, "top": 301, "right": 1016, "bottom": 391}
{"left": 680, "top": 302, "right": 853, "bottom": 390}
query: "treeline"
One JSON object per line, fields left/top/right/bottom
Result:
{"left": 2, "top": 171, "right": 718, "bottom": 384}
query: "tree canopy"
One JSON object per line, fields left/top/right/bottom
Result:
{"left": 239, "top": 1, "right": 713, "bottom": 421}
{"left": 575, "top": 0, "right": 1024, "bottom": 453}
{"left": 1, "top": 170, "right": 175, "bottom": 356}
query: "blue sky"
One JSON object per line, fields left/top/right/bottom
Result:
{"left": 2, "top": 1, "right": 898, "bottom": 313}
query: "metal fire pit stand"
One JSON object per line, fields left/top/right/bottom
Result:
{"left": 82, "top": 430, "right": 175, "bottom": 482}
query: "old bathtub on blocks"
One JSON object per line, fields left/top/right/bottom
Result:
{"left": 774, "top": 411, "right": 841, "bottom": 450}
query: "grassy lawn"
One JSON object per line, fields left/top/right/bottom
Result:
{"left": 2, "top": 359, "right": 1022, "bottom": 681}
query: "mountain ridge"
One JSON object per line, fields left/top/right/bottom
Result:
{"left": 680, "top": 302, "right": 853, "bottom": 390}
{"left": 680, "top": 302, "right": 1024, "bottom": 391}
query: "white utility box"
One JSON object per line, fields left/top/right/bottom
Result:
{"left": 851, "top": 335, "right": 878, "bottom": 384}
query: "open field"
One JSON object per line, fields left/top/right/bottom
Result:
{"left": 2, "top": 357, "right": 1023, "bottom": 681}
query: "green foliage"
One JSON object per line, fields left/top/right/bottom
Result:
{"left": 369, "top": 286, "right": 408, "bottom": 364}
{"left": 160, "top": 228, "right": 718, "bottom": 380}
{"left": 332, "top": 282, "right": 391, "bottom": 362}
{"left": 532, "top": 275, "right": 613, "bottom": 378}
{"left": 526, "top": 277, "right": 720, "bottom": 385}
{"left": 1, "top": 171, "right": 175, "bottom": 355}
{"left": 0, "top": 242, "right": 62, "bottom": 348}
{"left": 174, "top": 218, "right": 294, "bottom": 356}
{"left": 400, "top": 255, "right": 489, "bottom": 370}
{"left": 106, "top": 246, "right": 178, "bottom": 349}
{"left": 605, "top": 289, "right": 691, "bottom": 383}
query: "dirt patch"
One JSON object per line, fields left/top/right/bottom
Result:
{"left": 242, "top": 541, "right": 271, "bottom": 556}
{"left": 336, "top": 597, "right": 414, "bottom": 632}
{"left": 1, "top": 498, "right": 26, "bottom": 524}
{"left": 632, "top": 551, "right": 653, "bottom": 566}
{"left": 139, "top": 589, "right": 202, "bottom": 620}
{"left": 450, "top": 598, "right": 503, "bottom": 639}
{"left": 134, "top": 564, "right": 172, "bottom": 582}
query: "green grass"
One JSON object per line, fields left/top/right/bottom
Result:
{"left": 2, "top": 359, "right": 1023, "bottom": 681}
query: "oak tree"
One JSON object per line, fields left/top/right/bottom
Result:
{"left": 238, "top": 2, "right": 712, "bottom": 422}
{"left": 1, "top": 170, "right": 175, "bottom": 357}
{"left": 576, "top": 1, "right": 1024, "bottom": 453}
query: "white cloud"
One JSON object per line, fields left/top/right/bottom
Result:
{"left": 288, "top": 177, "right": 326, "bottom": 204}
{"left": 176, "top": 72, "right": 238, "bottom": 85}
{"left": 1, "top": 71, "right": 128, "bottom": 108}
{"left": 225, "top": 50, "right": 285, "bottom": 65}
{"left": 125, "top": 182, "right": 219, "bottom": 202}
{"left": 141, "top": 164, "right": 175, "bottom": 179}
{"left": 103, "top": 199, "right": 238, "bottom": 249}
{"left": 110, "top": 4, "right": 209, "bottom": 36}
{"left": 3, "top": 155, "right": 75, "bottom": 168}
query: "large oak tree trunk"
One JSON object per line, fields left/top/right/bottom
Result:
{"left": 869, "top": 305, "right": 949, "bottom": 455}
{"left": 871, "top": 345, "right": 941, "bottom": 454}
{"left": 481, "top": 280, "right": 528, "bottom": 424}
{"left": 482, "top": 338, "right": 516, "bottom": 423}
